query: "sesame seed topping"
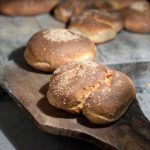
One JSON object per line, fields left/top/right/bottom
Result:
{"left": 43, "top": 28, "right": 84, "bottom": 42}
{"left": 81, "top": 61, "right": 98, "bottom": 68}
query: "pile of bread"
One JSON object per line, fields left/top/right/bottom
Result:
{"left": 0, "top": 0, "right": 150, "bottom": 44}
{"left": 24, "top": 28, "right": 136, "bottom": 125}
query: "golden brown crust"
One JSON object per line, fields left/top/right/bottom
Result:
{"left": 24, "top": 28, "right": 96, "bottom": 72}
{"left": 82, "top": 71, "right": 136, "bottom": 124}
{"left": 124, "top": 9, "right": 150, "bottom": 33}
{"left": 0, "top": 0, "right": 59, "bottom": 16}
{"left": 69, "top": 9, "right": 123, "bottom": 44}
{"left": 47, "top": 61, "right": 136, "bottom": 125}
{"left": 54, "top": 0, "right": 109, "bottom": 23}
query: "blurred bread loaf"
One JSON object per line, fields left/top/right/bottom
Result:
{"left": 69, "top": 9, "right": 123, "bottom": 44}
{"left": 0, "top": 0, "right": 59, "bottom": 16}
{"left": 54, "top": 0, "right": 108, "bottom": 23}
{"left": 123, "top": 1, "right": 150, "bottom": 33}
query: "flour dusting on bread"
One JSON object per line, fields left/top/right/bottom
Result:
{"left": 43, "top": 28, "right": 84, "bottom": 42}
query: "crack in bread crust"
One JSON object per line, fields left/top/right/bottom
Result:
{"left": 48, "top": 62, "right": 114, "bottom": 114}
{"left": 47, "top": 61, "right": 136, "bottom": 125}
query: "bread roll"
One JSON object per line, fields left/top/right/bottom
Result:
{"left": 47, "top": 61, "right": 136, "bottom": 125}
{"left": 54, "top": 0, "right": 108, "bottom": 23}
{"left": 124, "top": 8, "right": 150, "bottom": 33}
{"left": 24, "top": 28, "right": 96, "bottom": 72}
{"left": 69, "top": 9, "right": 123, "bottom": 44}
{"left": 0, "top": 0, "right": 59, "bottom": 16}
{"left": 82, "top": 70, "right": 136, "bottom": 125}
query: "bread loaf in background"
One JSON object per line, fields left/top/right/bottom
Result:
{"left": 0, "top": 0, "right": 59, "bottom": 16}
{"left": 54, "top": 0, "right": 108, "bottom": 23}
{"left": 69, "top": 9, "right": 123, "bottom": 44}
{"left": 122, "top": 1, "right": 150, "bottom": 33}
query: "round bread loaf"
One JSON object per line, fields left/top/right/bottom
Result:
{"left": 24, "top": 28, "right": 96, "bottom": 72}
{"left": 69, "top": 9, "right": 123, "bottom": 44}
{"left": 47, "top": 61, "right": 136, "bottom": 125}
{"left": 124, "top": 9, "right": 150, "bottom": 33}
{"left": 54, "top": 0, "right": 108, "bottom": 23}
{"left": 0, "top": 0, "right": 59, "bottom": 16}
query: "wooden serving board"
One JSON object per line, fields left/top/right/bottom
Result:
{"left": 0, "top": 14, "right": 150, "bottom": 150}
{"left": 1, "top": 47, "right": 150, "bottom": 150}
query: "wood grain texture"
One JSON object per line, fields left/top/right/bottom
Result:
{"left": 0, "top": 13, "right": 150, "bottom": 150}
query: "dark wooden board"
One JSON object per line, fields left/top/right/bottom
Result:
{"left": 1, "top": 47, "right": 150, "bottom": 150}
{"left": 0, "top": 14, "right": 150, "bottom": 150}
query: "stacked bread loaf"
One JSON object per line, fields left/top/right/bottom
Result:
{"left": 24, "top": 28, "right": 136, "bottom": 125}
{"left": 69, "top": 9, "right": 123, "bottom": 44}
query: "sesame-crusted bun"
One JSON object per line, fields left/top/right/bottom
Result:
{"left": 0, "top": 0, "right": 59, "bottom": 16}
{"left": 124, "top": 8, "right": 150, "bottom": 33}
{"left": 69, "top": 9, "right": 123, "bottom": 44}
{"left": 24, "top": 28, "right": 96, "bottom": 72}
{"left": 47, "top": 61, "right": 136, "bottom": 125}
{"left": 53, "top": 0, "right": 108, "bottom": 23}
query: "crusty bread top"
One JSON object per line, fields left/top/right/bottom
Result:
{"left": 42, "top": 28, "right": 84, "bottom": 42}
{"left": 55, "top": 0, "right": 106, "bottom": 14}
{"left": 71, "top": 9, "right": 121, "bottom": 22}
{"left": 49, "top": 61, "right": 108, "bottom": 106}
{"left": 54, "top": 0, "right": 108, "bottom": 22}
{"left": 70, "top": 9, "right": 123, "bottom": 32}
{"left": 84, "top": 71, "right": 136, "bottom": 119}
{"left": 27, "top": 28, "right": 96, "bottom": 64}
